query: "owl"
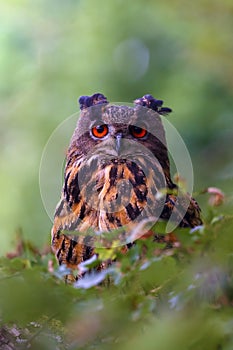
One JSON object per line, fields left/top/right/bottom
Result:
{"left": 51, "top": 93, "right": 202, "bottom": 278}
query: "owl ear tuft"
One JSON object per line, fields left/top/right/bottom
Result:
{"left": 78, "top": 93, "right": 108, "bottom": 110}
{"left": 134, "top": 94, "right": 172, "bottom": 115}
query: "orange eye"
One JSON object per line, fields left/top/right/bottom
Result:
{"left": 91, "top": 124, "right": 109, "bottom": 138}
{"left": 130, "top": 125, "right": 147, "bottom": 138}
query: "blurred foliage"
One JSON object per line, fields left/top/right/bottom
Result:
{"left": 1, "top": 206, "right": 233, "bottom": 349}
{"left": 0, "top": 1, "right": 233, "bottom": 349}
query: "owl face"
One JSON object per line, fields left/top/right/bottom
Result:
{"left": 68, "top": 104, "right": 170, "bottom": 178}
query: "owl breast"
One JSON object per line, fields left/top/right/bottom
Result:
{"left": 53, "top": 152, "right": 166, "bottom": 235}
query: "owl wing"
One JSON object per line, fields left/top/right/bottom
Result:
{"left": 51, "top": 156, "right": 99, "bottom": 271}
{"left": 160, "top": 193, "right": 202, "bottom": 228}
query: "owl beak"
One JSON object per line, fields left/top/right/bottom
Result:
{"left": 116, "top": 133, "right": 122, "bottom": 155}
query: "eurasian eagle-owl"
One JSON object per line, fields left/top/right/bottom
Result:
{"left": 51, "top": 93, "right": 202, "bottom": 276}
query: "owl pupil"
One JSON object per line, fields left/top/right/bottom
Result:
{"left": 133, "top": 127, "right": 142, "bottom": 134}
{"left": 96, "top": 125, "right": 104, "bottom": 133}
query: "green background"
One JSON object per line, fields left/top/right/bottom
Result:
{"left": 1, "top": 0, "right": 232, "bottom": 253}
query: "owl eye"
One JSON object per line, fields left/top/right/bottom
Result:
{"left": 129, "top": 125, "right": 147, "bottom": 139}
{"left": 91, "top": 124, "right": 109, "bottom": 138}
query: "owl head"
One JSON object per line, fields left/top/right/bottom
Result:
{"left": 67, "top": 93, "right": 173, "bottom": 187}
